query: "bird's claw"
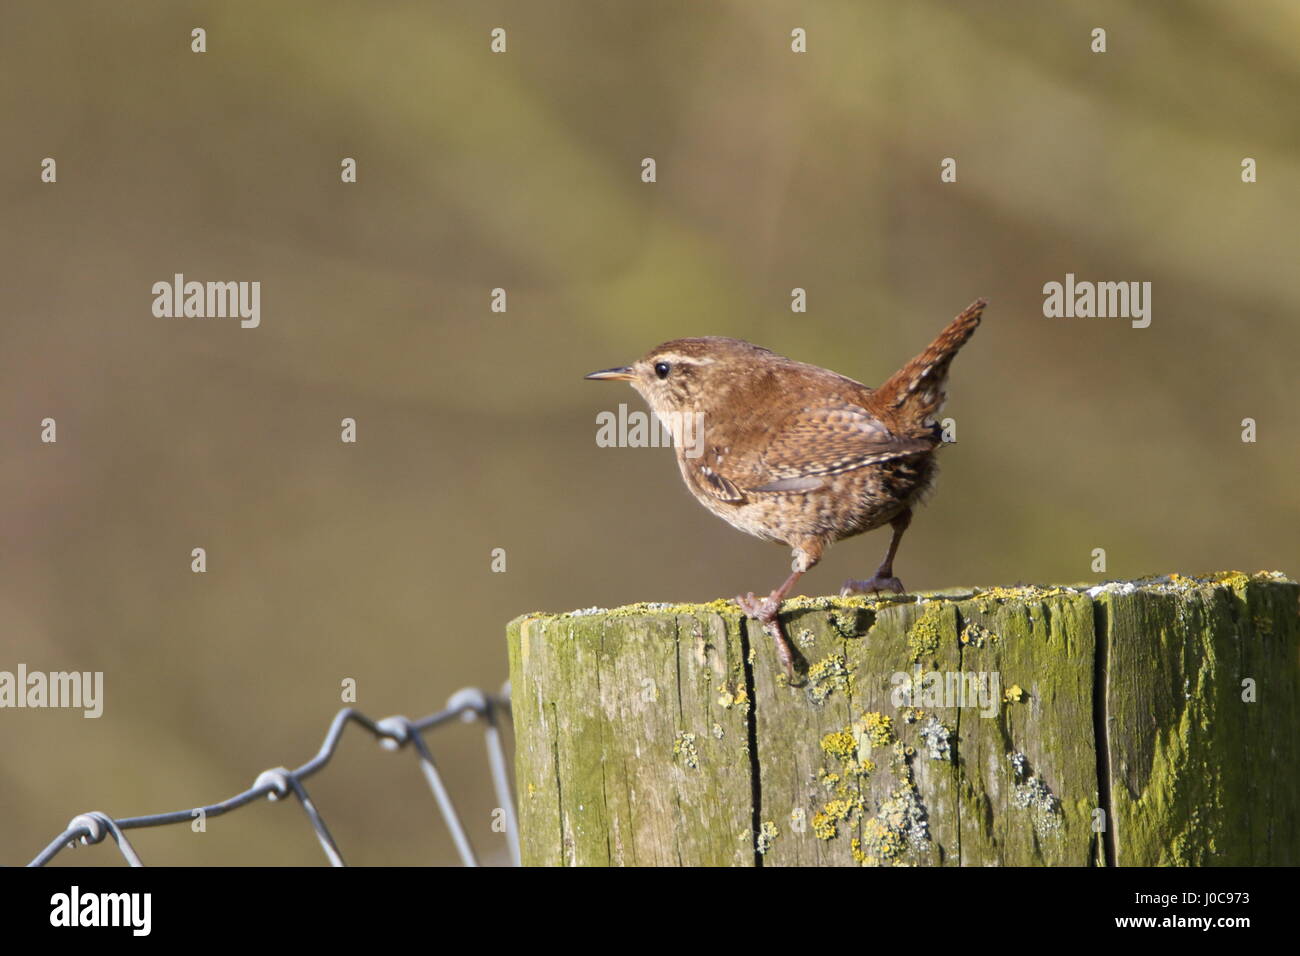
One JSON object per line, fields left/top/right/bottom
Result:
{"left": 734, "top": 592, "right": 799, "bottom": 682}
{"left": 734, "top": 591, "right": 781, "bottom": 623}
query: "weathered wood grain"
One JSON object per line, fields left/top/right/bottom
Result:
{"left": 508, "top": 604, "right": 755, "bottom": 865}
{"left": 508, "top": 573, "right": 1298, "bottom": 866}
{"left": 1100, "top": 573, "right": 1300, "bottom": 865}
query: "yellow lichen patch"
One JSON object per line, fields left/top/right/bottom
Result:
{"left": 812, "top": 798, "right": 858, "bottom": 841}
{"left": 1200, "top": 571, "right": 1253, "bottom": 589}
{"left": 862, "top": 816, "right": 905, "bottom": 863}
{"left": 812, "top": 726, "right": 877, "bottom": 840}
{"left": 811, "top": 811, "right": 837, "bottom": 841}
{"left": 821, "top": 730, "right": 857, "bottom": 762}
{"left": 781, "top": 594, "right": 880, "bottom": 613}
{"left": 906, "top": 606, "right": 946, "bottom": 663}
{"left": 547, "top": 598, "right": 748, "bottom": 621}
{"left": 1003, "top": 684, "right": 1027, "bottom": 703}
{"left": 975, "top": 584, "right": 1074, "bottom": 603}
{"left": 885, "top": 739, "right": 917, "bottom": 774}
{"left": 850, "top": 837, "right": 868, "bottom": 865}
{"left": 960, "top": 621, "right": 996, "bottom": 647}
{"left": 856, "top": 711, "right": 896, "bottom": 748}
{"left": 522, "top": 573, "right": 1294, "bottom": 626}
{"left": 860, "top": 775, "right": 931, "bottom": 866}
{"left": 672, "top": 731, "right": 699, "bottom": 769}
{"left": 819, "top": 717, "right": 879, "bottom": 780}
{"left": 1099, "top": 570, "right": 1292, "bottom": 598}
{"left": 830, "top": 610, "right": 860, "bottom": 639}
{"left": 717, "top": 680, "right": 749, "bottom": 712}
{"left": 816, "top": 768, "right": 842, "bottom": 790}
{"left": 806, "top": 653, "right": 852, "bottom": 705}
{"left": 809, "top": 682, "right": 947, "bottom": 862}
{"left": 756, "top": 821, "right": 779, "bottom": 855}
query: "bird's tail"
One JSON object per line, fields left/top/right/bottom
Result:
{"left": 873, "top": 298, "right": 986, "bottom": 425}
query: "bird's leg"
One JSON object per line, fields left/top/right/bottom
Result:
{"left": 737, "top": 568, "right": 803, "bottom": 621}
{"left": 735, "top": 568, "right": 804, "bottom": 679}
{"left": 841, "top": 508, "right": 913, "bottom": 595}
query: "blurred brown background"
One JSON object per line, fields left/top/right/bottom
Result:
{"left": 2, "top": 0, "right": 1297, "bottom": 865}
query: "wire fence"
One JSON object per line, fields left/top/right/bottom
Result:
{"left": 26, "top": 684, "right": 518, "bottom": 867}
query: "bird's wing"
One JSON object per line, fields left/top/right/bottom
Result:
{"left": 696, "top": 462, "right": 746, "bottom": 502}
{"left": 743, "top": 401, "right": 936, "bottom": 492}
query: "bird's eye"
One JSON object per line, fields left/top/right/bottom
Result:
{"left": 654, "top": 361, "right": 671, "bottom": 379}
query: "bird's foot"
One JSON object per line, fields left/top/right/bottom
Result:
{"left": 735, "top": 590, "right": 782, "bottom": 623}
{"left": 734, "top": 592, "right": 801, "bottom": 684}
{"left": 840, "top": 575, "right": 906, "bottom": 596}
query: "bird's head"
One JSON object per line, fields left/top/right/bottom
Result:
{"left": 584, "top": 336, "right": 775, "bottom": 421}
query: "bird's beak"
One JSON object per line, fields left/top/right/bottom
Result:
{"left": 584, "top": 366, "right": 635, "bottom": 381}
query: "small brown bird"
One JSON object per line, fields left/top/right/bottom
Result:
{"left": 586, "top": 299, "right": 985, "bottom": 676}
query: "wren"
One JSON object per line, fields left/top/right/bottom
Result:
{"left": 586, "top": 299, "right": 986, "bottom": 677}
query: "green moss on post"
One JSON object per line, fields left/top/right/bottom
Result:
{"left": 1101, "top": 574, "right": 1300, "bottom": 864}
{"left": 507, "top": 573, "right": 1299, "bottom": 866}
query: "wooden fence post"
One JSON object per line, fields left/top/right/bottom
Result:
{"left": 507, "top": 572, "right": 1298, "bottom": 866}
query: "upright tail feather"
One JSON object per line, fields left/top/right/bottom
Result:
{"left": 874, "top": 298, "right": 986, "bottom": 425}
